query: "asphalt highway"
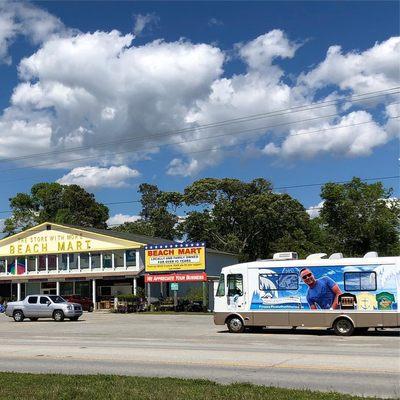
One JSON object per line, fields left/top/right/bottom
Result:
{"left": 0, "top": 313, "right": 398, "bottom": 398}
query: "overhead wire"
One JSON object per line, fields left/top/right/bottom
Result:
{"left": 0, "top": 104, "right": 398, "bottom": 174}
{"left": 0, "top": 86, "right": 398, "bottom": 166}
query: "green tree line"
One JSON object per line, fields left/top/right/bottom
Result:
{"left": 3, "top": 178, "right": 399, "bottom": 260}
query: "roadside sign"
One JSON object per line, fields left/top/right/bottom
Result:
{"left": 144, "top": 272, "right": 207, "bottom": 283}
{"left": 145, "top": 242, "right": 206, "bottom": 272}
{"left": 170, "top": 283, "right": 179, "bottom": 291}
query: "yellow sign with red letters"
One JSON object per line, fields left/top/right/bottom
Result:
{"left": 145, "top": 243, "right": 206, "bottom": 272}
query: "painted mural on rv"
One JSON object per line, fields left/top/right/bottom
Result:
{"left": 249, "top": 265, "right": 398, "bottom": 311}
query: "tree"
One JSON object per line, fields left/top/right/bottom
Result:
{"left": 319, "top": 178, "right": 400, "bottom": 256}
{"left": 113, "top": 184, "right": 182, "bottom": 240}
{"left": 113, "top": 220, "right": 156, "bottom": 237}
{"left": 3, "top": 182, "right": 109, "bottom": 236}
{"left": 181, "top": 178, "right": 316, "bottom": 261}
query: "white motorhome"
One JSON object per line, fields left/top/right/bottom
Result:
{"left": 213, "top": 252, "right": 400, "bottom": 336}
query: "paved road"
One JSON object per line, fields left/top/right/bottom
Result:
{"left": 0, "top": 313, "right": 398, "bottom": 398}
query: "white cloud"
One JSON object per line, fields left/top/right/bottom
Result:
{"left": 306, "top": 201, "right": 324, "bottom": 219}
{"left": 133, "top": 13, "right": 159, "bottom": 36}
{"left": 300, "top": 37, "right": 400, "bottom": 95}
{"left": 0, "top": 2, "right": 398, "bottom": 177}
{"left": 263, "top": 111, "right": 390, "bottom": 159}
{"left": 0, "top": 1, "right": 65, "bottom": 63}
{"left": 237, "top": 29, "right": 300, "bottom": 71}
{"left": 107, "top": 214, "right": 141, "bottom": 226}
{"left": 57, "top": 165, "right": 140, "bottom": 189}
{"left": 0, "top": 30, "right": 224, "bottom": 169}
{"left": 381, "top": 197, "right": 400, "bottom": 209}
{"left": 384, "top": 103, "right": 400, "bottom": 138}
{"left": 166, "top": 158, "right": 200, "bottom": 177}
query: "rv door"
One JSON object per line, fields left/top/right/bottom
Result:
{"left": 227, "top": 274, "right": 245, "bottom": 310}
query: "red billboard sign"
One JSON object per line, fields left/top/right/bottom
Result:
{"left": 145, "top": 272, "right": 207, "bottom": 283}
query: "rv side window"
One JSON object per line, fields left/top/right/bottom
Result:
{"left": 344, "top": 271, "right": 377, "bottom": 291}
{"left": 227, "top": 274, "right": 243, "bottom": 297}
{"left": 216, "top": 274, "right": 225, "bottom": 297}
{"left": 259, "top": 273, "right": 298, "bottom": 291}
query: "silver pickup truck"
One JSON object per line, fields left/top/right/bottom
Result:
{"left": 5, "top": 295, "right": 83, "bottom": 322}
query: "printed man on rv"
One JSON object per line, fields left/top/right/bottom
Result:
{"left": 300, "top": 268, "right": 342, "bottom": 309}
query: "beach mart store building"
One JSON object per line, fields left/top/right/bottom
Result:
{"left": 0, "top": 222, "right": 237, "bottom": 309}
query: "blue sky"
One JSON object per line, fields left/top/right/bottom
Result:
{"left": 0, "top": 1, "right": 398, "bottom": 227}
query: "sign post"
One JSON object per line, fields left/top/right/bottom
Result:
{"left": 170, "top": 283, "right": 179, "bottom": 310}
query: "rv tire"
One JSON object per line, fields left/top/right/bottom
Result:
{"left": 333, "top": 317, "right": 354, "bottom": 336}
{"left": 227, "top": 316, "right": 245, "bottom": 333}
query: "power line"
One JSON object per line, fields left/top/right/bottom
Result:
{"left": 0, "top": 106, "right": 397, "bottom": 175}
{"left": 0, "top": 87, "right": 398, "bottom": 166}
{"left": 0, "top": 112, "right": 396, "bottom": 194}
{"left": 0, "top": 175, "right": 398, "bottom": 216}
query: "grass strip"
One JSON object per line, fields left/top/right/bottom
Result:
{"left": 0, "top": 372, "right": 379, "bottom": 400}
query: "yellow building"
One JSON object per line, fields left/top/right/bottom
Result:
{"left": 0, "top": 222, "right": 237, "bottom": 309}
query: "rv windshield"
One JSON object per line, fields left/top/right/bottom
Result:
{"left": 216, "top": 274, "right": 225, "bottom": 296}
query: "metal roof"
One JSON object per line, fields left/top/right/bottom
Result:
{"left": 61, "top": 224, "right": 236, "bottom": 256}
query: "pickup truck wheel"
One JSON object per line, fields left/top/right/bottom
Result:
{"left": 29, "top": 317, "right": 38, "bottom": 321}
{"left": 13, "top": 310, "right": 25, "bottom": 322}
{"left": 53, "top": 310, "right": 64, "bottom": 322}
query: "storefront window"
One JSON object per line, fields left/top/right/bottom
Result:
{"left": 126, "top": 250, "right": 136, "bottom": 267}
{"left": 103, "top": 253, "right": 112, "bottom": 269}
{"left": 76, "top": 281, "right": 90, "bottom": 297}
{"left": 27, "top": 256, "right": 36, "bottom": 273}
{"left": 114, "top": 251, "right": 124, "bottom": 268}
{"left": 41, "top": 282, "right": 57, "bottom": 295}
{"left": 91, "top": 253, "right": 101, "bottom": 269}
{"left": 59, "top": 254, "right": 68, "bottom": 271}
{"left": 17, "top": 257, "right": 26, "bottom": 274}
{"left": 38, "top": 255, "right": 46, "bottom": 272}
{"left": 0, "top": 258, "right": 6, "bottom": 274}
{"left": 48, "top": 255, "right": 57, "bottom": 272}
{"left": 80, "top": 254, "right": 90, "bottom": 269}
{"left": 6, "top": 257, "right": 14, "bottom": 274}
{"left": 60, "top": 282, "right": 73, "bottom": 296}
{"left": 69, "top": 254, "right": 78, "bottom": 270}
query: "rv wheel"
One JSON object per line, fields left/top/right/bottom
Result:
{"left": 333, "top": 318, "right": 354, "bottom": 336}
{"left": 227, "top": 316, "right": 245, "bottom": 333}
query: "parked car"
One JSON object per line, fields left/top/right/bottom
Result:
{"left": 64, "top": 294, "right": 94, "bottom": 312}
{"left": 5, "top": 295, "right": 83, "bottom": 322}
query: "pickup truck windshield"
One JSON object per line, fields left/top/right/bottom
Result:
{"left": 48, "top": 295, "right": 67, "bottom": 303}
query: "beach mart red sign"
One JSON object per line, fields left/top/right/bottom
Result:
{"left": 144, "top": 272, "right": 207, "bottom": 283}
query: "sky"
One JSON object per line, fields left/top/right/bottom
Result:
{"left": 0, "top": 0, "right": 399, "bottom": 229}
